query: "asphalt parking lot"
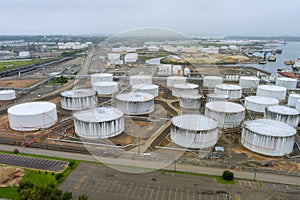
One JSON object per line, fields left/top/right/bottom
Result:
{"left": 0, "top": 153, "right": 68, "bottom": 172}
{"left": 59, "top": 162, "right": 300, "bottom": 200}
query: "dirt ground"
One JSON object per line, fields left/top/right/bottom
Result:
{"left": 0, "top": 166, "right": 24, "bottom": 187}
{"left": 0, "top": 78, "right": 43, "bottom": 88}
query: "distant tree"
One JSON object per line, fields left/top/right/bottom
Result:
{"left": 78, "top": 194, "right": 89, "bottom": 200}
{"left": 18, "top": 180, "right": 33, "bottom": 192}
{"left": 68, "top": 160, "right": 76, "bottom": 168}
{"left": 14, "top": 148, "right": 19, "bottom": 154}
{"left": 222, "top": 170, "right": 234, "bottom": 181}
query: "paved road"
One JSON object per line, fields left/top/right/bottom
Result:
{"left": 0, "top": 144, "right": 299, "bottom": 187}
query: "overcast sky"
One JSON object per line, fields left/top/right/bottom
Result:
{"left": 1, "top": 0, "right": 300, "bottom": 36}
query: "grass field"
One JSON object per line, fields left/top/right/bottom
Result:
{"left": 0, "top": 152, "right": 79, "bottom": 200}
{"left": 0, "top": 58, "right": 53, "bottom": 72}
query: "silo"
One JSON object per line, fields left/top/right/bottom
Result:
{"left": 245, "top": 96, "right": 279, "bottom": 113}
{"left": 206, "top": 93, "right": 229, "bottom": 103}
{"left": 214, "top": 84, "right": 242, "bottom": 99}
{"left": 241, "top": 119, "right": 296, "bottom": 156}
{"left": 91, "top": 73, "right": 113, "bottom": 84}
{"left": 171, "top": 115, "right": 219, "bottom": 149}
{"left": 73, "top": 107, "right": 124, "bottom": 139}
{"left": 264, "top": 105, "right": 300, "bottom": 127}
{"left": 115, "top": 92, "right": 154, "bottom": 115}
{"left": 172, "top": 83, "right": 199, "bottom": 97}
{"left": 205, "top": 102, "right": 245, "bottom": 128}
{"left": 179, "top": 94, "right": 202, "bottom": 110}
{"left": 0, "top": 90, "right": 16, "bottom": 100}
{"left": 92, "top": 81, "right": 118, "bottom": 95}
{"left": 130, "top": 75, "right": 152, "bottom": 86}
{"left": 7, "top": 102, "right": 57, "bottom": 131}
{"left": 239, "top": 76, "right": 260, "bottom": 88}
{"left": 203, "top": 76, "right": 223, "bottom": 88}
{"left": 166, "top": 76, "right": 186, "bottom": 87}
{"left": 275, "top": 77, "right": 297, "bottom": 89}
{"left": 287, "top": 93, "right": 300, "bottom": 107}
{"left": 132, "top": 84, "right": 159, "bottom": 97}
{"left": 256, "top": 85, "right": 286, "bottom": 100}
{"left": 60, "top": 89, "right": 98, "bottom": 111}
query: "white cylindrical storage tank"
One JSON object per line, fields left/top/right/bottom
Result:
{"left": 60, "top": 89, "right": 98, "bottom": 111}
{"left": 239, "top": 76, "right": 260, "bottom": 88}
{"left": 0, "top": 90, "right": 16, "bottom": 100}
{"left": 172, "top": 83, "right": 199, "bottom": 97}
{"left": 179, "top": 94, "right": 202, "bottom": 110}
{"left": 132, "top": 84, "right": 159, "bottom": 97}
{"left": 166, "top": 76, "right": 186, "bottom": 87}
{"left": 214, "top": 84, "right": 242, "bottom": 99}
{"left": 256, "top": 85, "right": 287, "bottom": 100}
{"left": 130, "top": 75, "right": 152, "bottom": 86}
{"left": 264, "top": 105, "right": 300, "bottom": 127}
{"left": 245, "top": 96, "right": 279, "bottom": 113}
{"left": 92, "top": 81, "right": 118, "bottom": 95}
{"left": 7, "top": 102, "right": 57, "bottom": 131}
{"left": 206, "top": 93, "right": 229, "bottom": 103}
{"left": 91, "top": 73, "right": 113, "bottom": 84}
{"left": 241, "top": 119, "right": 296, "bottom": 156}
{"left": 205, "top": 102, "right": 245, "bottom": 128}
{"left": 115, "top": 92, "right": 154, "bottom": 115}
{"left": 287, "top": 93, "right": 300, "bottom": 107}
{"left": 171, "top": 115, "right": 219, "bottom": 149}
{"left": 276, "top": 77, "right": 297, "bottom": 89}
{"left": 203, "top": 76, "right": 223, "bottom": 88}
{"left": 296, "top": 100, "right": 300, "bottom": 111}
{"left": 73, "top": 107, "right": 124, "bottom": 139}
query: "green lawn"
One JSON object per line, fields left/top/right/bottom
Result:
{"left": 0, "top": 152, "right": 80, "bottom": 200}
{"left": 0, "top": 59, "right": 53, "bottom": 72}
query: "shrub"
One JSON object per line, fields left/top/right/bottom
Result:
{"left": 222, "top": 170, "right": 234, "bottom": 181}
{"left": 55, "top": 173, "right": 64, "bottom": 181}
{"left": 14, "top": 148, "right": 19, "bottom": 154}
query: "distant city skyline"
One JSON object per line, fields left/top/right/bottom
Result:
{"left": 1, "top": 0, "right": 300, "bottom": 37}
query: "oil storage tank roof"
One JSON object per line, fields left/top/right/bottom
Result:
{"left": 8, "top": 102, "right": 56, "bottom": 116}
{"left": 172, "top": 115, "right": 218, "bottom": 131}
{"left": 61, "top": 89, "right": 96, "bottom": 98}
{"left": 74, "top": 107, "right": 123, "bottom": 123}
{"left": 267, "top": 105, "right": 300, "bottom": 115}
{"left": 206, "top": 102, "right": 245, "bottom": 113}
{"left": 116, "top": 92, "right": 154, "bottom": 102}
{"left": 244, "top": 119, "right": 296, "bottom": 137}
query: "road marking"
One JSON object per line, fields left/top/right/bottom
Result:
{"left": 174, "top": 188, "right": 178, "bottom": 200}
{"left": 137, "top": 184, "right": 144, "bottom": 198}
{"left": 97, "top": 180, "right": 106, "bottom": 192}
{"left": 155, "top": 186, "right": 160, "bottom": 200}
{"left": 74, "top": 176, "right": 86, "bottom": 190}
{"left": 285, "top": 185, "right": 290, "bottom": 190}
{"left": 180, "top": 189, "right": 183, "bottom": 200}
{"left": 143, "top": 185, "right": 150, "bottom": 199}
{"left": 149, "top": 188, "right": 154, "bottom": 199}
{"left": 193, "top": 190, "right": 196, "bottom": 200}
{"left": 103, "top": 180, "right": 113, "bottom": 192}
{"left": 116, "top": 181, "right": 122, "bottom": 192}
{"left": 131, "top": 183, "right": 138, "bottom": 197}
{"left": 127, "top": 183, "right": 133, "bottom": 194}
{"left": 121, "top": 182, "right": 127, "bottom": 193}
{"left": 168, "top": 187, "right": 172, "bottom": 200}
{"left": 161, "top": 186, "right": 166, "bottom": 200}
{"left": 110, "top": 180, "right": 118, "bottom": 192}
